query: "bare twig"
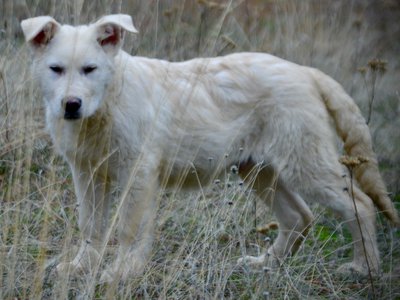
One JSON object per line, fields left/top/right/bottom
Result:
{"left": 0, "top": 70, "right": 10, "bottom": 143}
{"left": 359, "top": 59, "right": 387, "bottom": 125}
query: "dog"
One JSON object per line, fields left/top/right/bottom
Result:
{"left": 21, "top": 14, "right": 399, "bottom": 282}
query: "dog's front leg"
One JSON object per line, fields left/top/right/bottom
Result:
{"left": 57, "top": 168, "right": 112, "bottom": 276}
{"left": 101, "top": 161, "right": 159, "bottom": 282}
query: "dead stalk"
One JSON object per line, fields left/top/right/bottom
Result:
{"left": 340, "top": 156, "right": 376, "bottom": 299}
{"left": 0, "top": 70, "right": 10, "bottom": 143}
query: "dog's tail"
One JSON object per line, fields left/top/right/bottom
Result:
{"left": 309, "top": 68, "right": 399, "bottom": 225}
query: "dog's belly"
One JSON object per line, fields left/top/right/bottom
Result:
{"left": 159, "top": 153, "right": 262, "bottom": 190}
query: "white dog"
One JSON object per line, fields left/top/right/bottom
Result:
{"left": 21, "top": 14, "right": 398, "bottom": 282}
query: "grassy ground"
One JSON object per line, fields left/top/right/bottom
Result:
{"left": 1, "top": 0, "right": 399, "bottom": 299}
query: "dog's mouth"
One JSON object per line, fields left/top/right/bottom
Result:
{"left": 64, "top": 112, "right": 82, "bottom": 120}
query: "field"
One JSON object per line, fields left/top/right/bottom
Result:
{"left": 0, "top": 0, "right": 399, "bottom": 299}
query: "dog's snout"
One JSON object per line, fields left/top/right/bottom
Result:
{"left": 65, "top": 98, "right": 81, "bottom": 113}
{"left": 63, "top": 97, "right": 82, "bottom": 119}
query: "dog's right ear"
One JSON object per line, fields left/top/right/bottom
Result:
{"left": 21, "top": 16, "right": 60, "bottom": 50}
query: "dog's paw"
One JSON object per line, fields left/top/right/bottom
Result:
{"left": 237, "top": 253, "right": 267, "bottom": 267}
{"left": 100, "top": 256, "right": 146, "bottom": 283}
{"left": 99, "top": 268, "right": 115, "bottom": 283}
{"left": 56, "top": 261, "right": 85, "bottom": 276}
{"left": 237, "top": 251, "right": 283, "bottom": 272}
{"left": 337, "top": 262, "right": 379, "bottom": 277}
{"left": 55, "top": 246, "right": 102, "bottom": 277}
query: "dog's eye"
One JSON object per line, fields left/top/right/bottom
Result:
{"left": 82, "top": 65, "right": 97, "bottom": 75}
{"left": 50, "top": 65, "right": 64, "bottom": 75}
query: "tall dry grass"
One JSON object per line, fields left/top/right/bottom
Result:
{"left": 0, "top": 0, "right": 399, "bottom": 299}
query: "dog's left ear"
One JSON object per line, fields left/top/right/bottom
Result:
{"left": 95, "top": 14, "right": 138, "bottom": 55}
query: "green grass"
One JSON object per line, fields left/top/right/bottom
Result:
{"left": 1, "top": 0, "right": 400, "bottom": 299}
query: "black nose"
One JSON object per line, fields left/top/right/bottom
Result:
{"left": 64, "top": 97, "right": 82, "bottom": 119}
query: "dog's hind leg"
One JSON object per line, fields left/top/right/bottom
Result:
{"left": 267, "top": 181, "right": 314, "bottom": 261}
{"left": 238, "top": 167, "right": 314, "bottom": 268}
{"left": 313, "top": 176, "right": 380, "bottom": 275}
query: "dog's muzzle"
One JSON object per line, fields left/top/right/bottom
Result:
{"left": 63, "top": 97, "right": 82, "bottom": 120}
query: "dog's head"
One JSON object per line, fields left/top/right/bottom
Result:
{"left": 21, "top": 15, "right": 137, "bottom": 120}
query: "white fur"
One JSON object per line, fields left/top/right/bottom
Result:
{"left": 21, "top": 14, "right": 398, "bottom": 282}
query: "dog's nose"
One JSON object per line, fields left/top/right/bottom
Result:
{"left": 63, "top": 97, "right": 82, "bottom": 119}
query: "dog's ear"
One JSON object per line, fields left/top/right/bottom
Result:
{"left": 21, "top": 16, "right": 60, "bottom": 50}
{"left": 95, "top": 14, "right": 138, "bottom": 55}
